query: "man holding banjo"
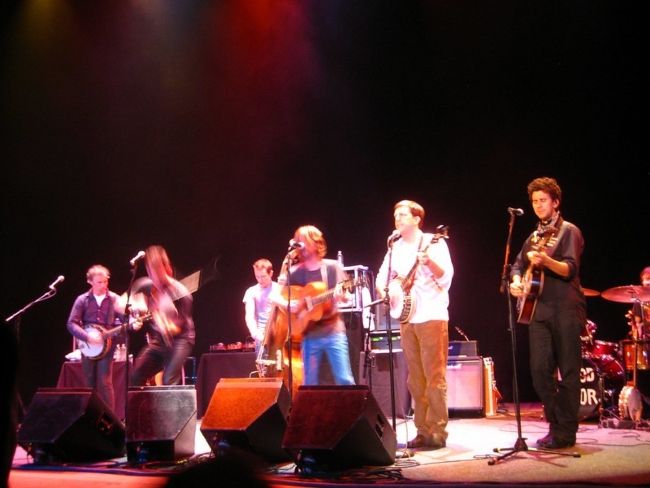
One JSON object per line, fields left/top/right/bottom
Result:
{"left": 66, "top": 264, "right": 124, "bottom": 412}
{"left": 376, "top": 199, "right": 454, "bottom": 450}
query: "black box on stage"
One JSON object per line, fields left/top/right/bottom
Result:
{"left": 282, "top": 385, "right": 396, "bottom": 469}
{"left": 17, "top": 387, "right": 125, "bottom": 463}
{"left": 126, "top": 386, "right": 196, "bottom": 463}
{"left": 359, "top": 350, "right": 410, "bottom": 418}
{"left": 200, "top": 378, "right": 291, "bottom": 462}
{"left": 448, "top": 340, "right": 478, "bottom": 357}
{"left": 447, "top": 357, "right": 484, "bottom": 417}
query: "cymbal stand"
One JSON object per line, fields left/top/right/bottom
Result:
{"left": 490, "top": 210, "right": 579, "bottom": 464}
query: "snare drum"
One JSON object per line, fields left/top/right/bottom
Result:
{"left": 621, "top": 339, "right": 650, "bottom": 370}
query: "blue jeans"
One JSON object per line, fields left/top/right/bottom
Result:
{"left": 302, "top": 331, "right": 355, "bottom": 385}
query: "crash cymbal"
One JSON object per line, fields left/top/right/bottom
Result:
{"left": 601, "top": 285, "right": 650, "bottom": 303}
{"left": 581, "top": 287, "right": 600, "bottom": 297}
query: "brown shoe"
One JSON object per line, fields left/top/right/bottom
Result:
{"left": 406, "top": 434, "right": 429, "bottom": 449}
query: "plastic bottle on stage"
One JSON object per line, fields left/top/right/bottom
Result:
{"left": 337, "top": 250, "right": 344, "bottom": 267}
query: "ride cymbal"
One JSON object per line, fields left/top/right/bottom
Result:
{"left": 601, "top": 285, "right": 650, "bottom": 303}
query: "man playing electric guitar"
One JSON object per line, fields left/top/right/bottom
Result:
{"left": 275, "top": 225, "right": 355, "bottom": 386}
{"left": 509, "top": 177, "right": 586, "bottom": 449}
{"left": 67, "top": 264, "right": 124, "bottom": 411}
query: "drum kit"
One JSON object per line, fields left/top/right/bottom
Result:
{"left": 578, "top": 285, "right": 650, "bottom": 422}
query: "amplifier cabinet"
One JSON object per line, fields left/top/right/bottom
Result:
{"left": 447, "top": 356, "right": 484, "bottom": 417}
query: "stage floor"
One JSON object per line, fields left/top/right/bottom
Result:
{"left": 10, "top": 403, "right": 650, "bottom": 488}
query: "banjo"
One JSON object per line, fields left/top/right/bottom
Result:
{"left": 78, "top": 312, "right": 149, "bottom": 360}
{"left": 388, "top": 225, "right": 449, "bottom": 323}
{"left": 78, "top": 324, "right": 125, "bottom": 360}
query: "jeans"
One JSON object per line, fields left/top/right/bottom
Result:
{"left": 302, "top": 331, "right": 355, "bottom": 385}
{"left": 131, "top": 337, "right": 193, "bottom": 386}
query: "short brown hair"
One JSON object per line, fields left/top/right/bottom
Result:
{"left": 394, "top": 200, "right": 425, "bottom": 228}
{"left": 527, "top": 177, "right": 562, "bottom": 204}
{"left": 253, "top": 259, "right": 273, "bottom": 274}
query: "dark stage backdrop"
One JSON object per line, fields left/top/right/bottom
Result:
{"left": 1, "top": 1, "right": 647, "bottom": 409}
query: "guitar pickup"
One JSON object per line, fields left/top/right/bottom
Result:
{"left": 303, "top": 296, "right": 314, "bottom": 311}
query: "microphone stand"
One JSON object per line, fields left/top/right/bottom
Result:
{"left": 284, "top": 249, "right": 296, "bottom": 403}
{"left": 383, "top": 238, "right": 398, "bottom": 433}
{"left": 5, "top": 284, "right": 60, "bottom": 421}
{"left": 489, "top": 211, "right": 579, "bottom": 464}
{"left": 121, "top": 261, "right": 141, "bottom": 427}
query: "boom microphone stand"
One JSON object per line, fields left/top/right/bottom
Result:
{"left": 489, "top": 209, "right": 579, "bottom": 464}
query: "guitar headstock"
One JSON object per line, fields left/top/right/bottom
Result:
{"left": 430, "top": 224, "right": 450, "bottom": 243}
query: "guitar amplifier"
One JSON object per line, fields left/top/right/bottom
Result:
{"left": 447, "top": 356, "right": 484, "bottom": 417}
{"left": 369, "top": 331, "right": 402, "bottom": 352}
{"left": 448, "top": 340, "right": 478, "bottom": 357}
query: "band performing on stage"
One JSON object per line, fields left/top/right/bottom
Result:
{"left": 11, "top": 186, "right": 650, "bottom": 471}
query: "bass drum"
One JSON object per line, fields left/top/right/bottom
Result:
{"left": 578, "top": 355, "right": 625, "bottom": 420}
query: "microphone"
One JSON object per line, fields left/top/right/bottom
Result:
{"left": 387, "top": 230, "right": 401, "bottom": 244}
{"left": 288, "top": 239, "right": 305, "bottom": 251}
{"left": 48, "top": 275, "right": 65, "bottom": 290}
{"left": 507, "top": 207, "right": 524, "bottom": 216}
{"left": 129, "top": 250, "right": 146, "bottom": 267}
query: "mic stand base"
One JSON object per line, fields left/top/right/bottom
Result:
{"left": 489, "top": 438, "right": 580, "bottom": 465}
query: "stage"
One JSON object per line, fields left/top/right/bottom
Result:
{"left": 9, "top": 403, "right": 650, "bottom": 488}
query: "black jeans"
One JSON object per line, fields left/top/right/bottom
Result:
{"left": 528, "top": 308, "right": 583, "bottom": 440}
{"left": 130, "top": 337, "right": 193, "bottom": 386}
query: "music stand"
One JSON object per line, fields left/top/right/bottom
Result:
{"left": 489, "top": 210, "right": 580, "bottom": 464}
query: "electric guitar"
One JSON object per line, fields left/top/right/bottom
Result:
{"left": 389, "top": 225, "right": 450, "bottom": 323}
{"left": 516, "top": 228, "right": 556, "bottom": 324}
{"left": 281, "top": 276, "right": 365, "bottom": 338}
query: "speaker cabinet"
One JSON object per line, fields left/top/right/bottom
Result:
{"left": 358, "top": 351, "right": 411, "bottom": 418}
{"left": 200, "top": 378, "right": 290, "bottom": 462}
{"left": 17, "top": 387, "right": 125, "bottom": 463}
{"left": 126, "top": 386, "right": 196, "bottom": 463}
{"left": 282, "top": 385, "right": 396, "bottom": 470}
{"left": 447, "top": 357, "right": 484, "bottom": 417}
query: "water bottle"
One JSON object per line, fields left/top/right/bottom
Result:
{"left": 337, "top": 250, "right": 344, "bottom": 268}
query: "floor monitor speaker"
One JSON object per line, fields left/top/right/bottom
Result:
{"left": 282, "top": 385, "right": 396, "bottom": 471}
{"left": 200, "top": 378, "right": 290, "bottom": 462}
{"left": 126, "top": 385, "right": 196, "bottom": 463}
{"left": 17, "top": 387, "right": 125, "bottom": 463}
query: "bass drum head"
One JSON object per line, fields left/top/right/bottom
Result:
{"left": 579, "top": 357, "right": 603, "bottom": 420}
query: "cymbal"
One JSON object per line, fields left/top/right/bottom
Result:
{"left": 601, "top": 285, "right": 650, "bottom": 303}
{"left": 581, "top": 287, "right": 600, "bottom": 297}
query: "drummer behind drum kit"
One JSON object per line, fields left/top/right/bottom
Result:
{"left": 579, "top": 285, "right": 650, "bottom": 426}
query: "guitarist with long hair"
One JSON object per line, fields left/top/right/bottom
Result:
{"left": 66, "top": 264, "right": 124, "bottom": 411}
{"left": 509, "top": 177, "right": 586, "bottom": 449}
{"left": 275, "top": 225, "right": 355, "bottom": 386}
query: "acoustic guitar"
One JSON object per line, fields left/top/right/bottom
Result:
{"left": 516, "top": 228, "right": 556, "bottom": 324}
{"left": 280, "top": 277, "right": 365, "bottom": 338}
